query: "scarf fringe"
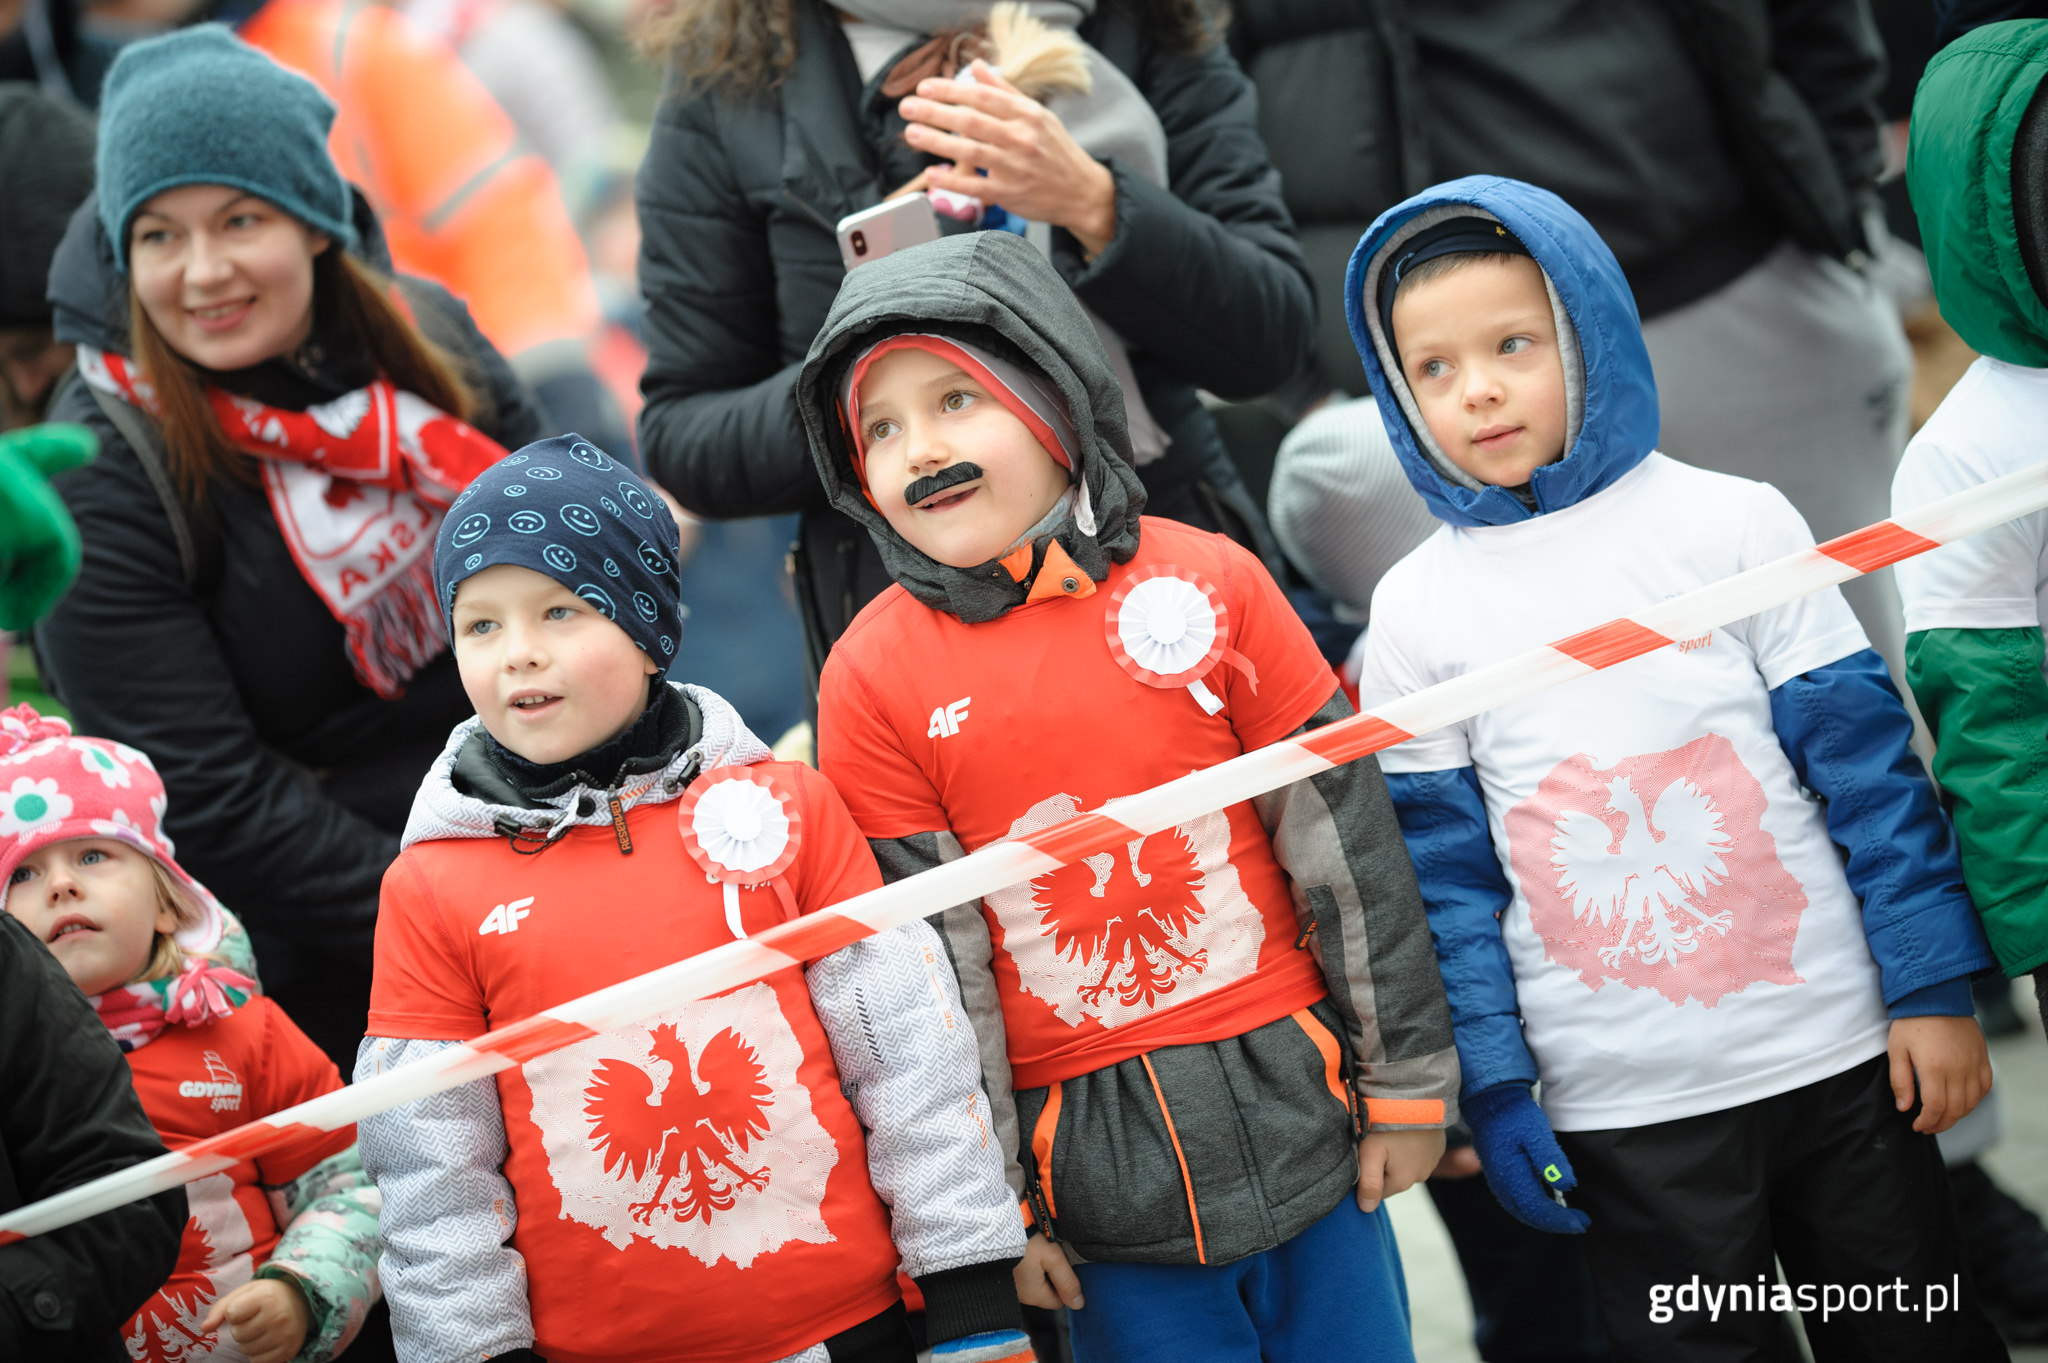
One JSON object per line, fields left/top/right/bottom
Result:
{"left": 344, "top": 553, "right": 448, "bottom": 699}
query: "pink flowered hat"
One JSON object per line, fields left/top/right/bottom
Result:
{"left": 0, "top": 703, "right": 228, "bottom": 956}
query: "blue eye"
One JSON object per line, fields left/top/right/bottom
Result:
{"left": 1502, "top": 336, "right": 1532, "bottom": 355}
{"left": 466, "top": 619, "right": 497, "bottom": 636}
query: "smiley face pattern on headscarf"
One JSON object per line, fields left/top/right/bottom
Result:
{"left": 433, "top": 435, "right": 685, "bottom": 660}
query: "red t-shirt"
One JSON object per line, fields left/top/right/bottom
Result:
{"left": 121, "top": 997, "right": 354, "bottom": 1362}
{"left": 819, "top": 519, "right": 1339, "bottom": 1088}
{"left": 367, "top": 761, "right": 901, "bottom": 1363}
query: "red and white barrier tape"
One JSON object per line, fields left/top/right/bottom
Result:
{"left": 7, "top": 457, "right": 2046, "bottom": 1244}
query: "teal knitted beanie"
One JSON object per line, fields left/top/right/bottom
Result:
{"left": 95, "top": 25, "right": 357, "bottom": 273}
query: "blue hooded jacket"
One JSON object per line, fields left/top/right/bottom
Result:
{"left": 1342, "top": 179, "right": 1990, "bottom": 1103}
{"left": 1342, "top": 176, "right": 1659, "bottom": 529}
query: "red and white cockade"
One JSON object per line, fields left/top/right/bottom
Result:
{"left": 9, "top": 455, "right": 2048, "bottom": 1246}
{"left": 676, "top": 765, "right": 804, "bottom": 938}
{"left": 1106, "top": 565, "right": 1260, "bottom": 715}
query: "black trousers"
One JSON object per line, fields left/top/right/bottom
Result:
{"left": 1555, "top": 1056, "right": 2009, "bottom": 1363}
{"left": 1426, "top": 1170, "right": 1611, "bottom": 1361}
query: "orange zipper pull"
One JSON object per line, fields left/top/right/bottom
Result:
{"left": 607, "top": 789, "right": 633, "bottom": 854}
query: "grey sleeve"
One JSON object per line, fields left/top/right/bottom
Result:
{"left": 806, "top": 916, "right": 1028, "bottom": 1277}
{"left": 868, "top": 832, "right": 1025, "bottom": 1202}
{"left": 353, "top": 1037, "right": 530, "bottom": 1363}
{"left": 1251, "top": 693, "right": 1461, "bottom": 1129}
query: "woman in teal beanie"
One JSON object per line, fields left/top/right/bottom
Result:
{"left": 34, "top": 24, "right": 546, "bottom": 1079}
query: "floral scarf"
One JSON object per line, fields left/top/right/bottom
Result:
{"left": 92, "top": 955, "right": 260, "bottom": 1053}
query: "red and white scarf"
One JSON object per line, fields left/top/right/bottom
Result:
{"left": 77, "top": 345, "right": 508, "bottom": 698}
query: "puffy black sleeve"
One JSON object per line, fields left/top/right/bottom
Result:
{"left": 1053, "top": 22, "right": 1317, "bottom": 400}
{"left": 0, "top": 913, "right": 186, "bottom": 1356}
{"left": 635, "top": 89, "right": 828, "bottom": 517}
{"left": 1766, "top": 0, "right": 1887, "bottom": 200}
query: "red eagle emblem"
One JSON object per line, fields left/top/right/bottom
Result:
{"left": 1038, "top": 835, "right": 1211, "bottom": 1012}
{"left": 986, "top": 793, "right": 1269, "bottom": 1028}
{"left": 583, "top": 1024, "right": 775, "bottom": 1226}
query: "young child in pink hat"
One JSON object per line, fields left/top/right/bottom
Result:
{"left": 1, "top": 704, "right": 382, "bottom": 1363}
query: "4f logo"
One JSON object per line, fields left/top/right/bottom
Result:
{"left": 480, "top": 896, "right": 536, "bottom": 935}
{"left": 927, "top": 697, "right": 971, "bottom": 739}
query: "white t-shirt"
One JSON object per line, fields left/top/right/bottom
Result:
{"left": 1893, "top": 356, "right": 2048, "bottom": 673}
{"left": 1359, "top": 454, "right": 1889, "bottom": 1131}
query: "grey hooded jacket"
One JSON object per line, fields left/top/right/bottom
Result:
{"left": 356, "top": 683, "right": 1027, "bottom": 1361}
{"left": 800, "top": 232, "right": 1459, "bottom": 1266}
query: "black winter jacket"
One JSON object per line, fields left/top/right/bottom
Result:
{"left": 35, "top": 192, "right": 546, "bottom": 1065}
{"left": 1231, "top": 0, "right": 1887, "bottom": 394}
{"left": 636, "top": 0, "right": 1314, "bottom": 666}
{"left": 0, "top": 914, "right": 187, "bottom": 1361}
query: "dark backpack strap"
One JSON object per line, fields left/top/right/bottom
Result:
{"left": 84, "top": 383, "right": 202, "bottom": 592}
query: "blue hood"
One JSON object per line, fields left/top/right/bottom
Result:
{"left": 1343, "top": 176, "right": 1660, "bottom": 528}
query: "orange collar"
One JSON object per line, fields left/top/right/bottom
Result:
{"left": 998, "top": 538, "right": 1098, "bottom": 604}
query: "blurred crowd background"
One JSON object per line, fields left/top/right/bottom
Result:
{"left": 4, "top": 1, "right": 2047, "bottom": 1359}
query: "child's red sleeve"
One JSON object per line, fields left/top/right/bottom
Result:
{"left": 789, "top": 764, "right": 888, "bottom": 915}
{"left": 1216, "top": 536, "right": 1341, "bottom": 750}
{"left": 364, "top": 852, "right": 489, "bottom": 1042}
{"left": 249, "top": 997, "right": 356, "bottom": 1186}
{"left": 816, "top": 651, "right": 951, "bottom": 839}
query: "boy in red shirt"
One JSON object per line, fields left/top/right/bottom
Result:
{"left": 356, "top": 436, "right": 1033, "bottom": 1363}
{"left": 802, "top": 232, "right": 1459, "bottom": 1362}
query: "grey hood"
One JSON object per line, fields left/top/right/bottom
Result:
{"left": 797, "top": 230, "right": 1145, "bottom": 623}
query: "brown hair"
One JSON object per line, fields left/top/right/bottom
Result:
{"left": 129, "top": 247, "right": 480, "bottom": 505}
{"left": 134, "top": 860, "right": 212, "bottom": 984}
{"left": 641, "top": 0, "right": 1223, "bottom": 93}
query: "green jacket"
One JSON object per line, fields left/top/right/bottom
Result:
{"left": 1910, "top": 20, "right": 2048, "bottom": 369}
{"left": 1903, "top": 24, "right": 2048, "bottom": 977}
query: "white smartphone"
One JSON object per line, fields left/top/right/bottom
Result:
{"left": 837, "top": 192, "right": 943, "bottom": 271}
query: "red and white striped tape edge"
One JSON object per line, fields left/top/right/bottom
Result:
{"left": 7, "top": 457, "right": 2046, "bottom": 1245}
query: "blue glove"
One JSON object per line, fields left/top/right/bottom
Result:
{"left": 932, "top": 1330, "right": 1035, "bottom": 1362}
{"left": 1463, "top": 1082, "right": 1591, "bottom": 1234}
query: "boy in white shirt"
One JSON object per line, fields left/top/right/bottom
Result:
{"left": 1348, "top": 176, "right": 2004, "bottom": 1362}
{"left": 1892, "top": 20, "right": 2048, "bottom": 1023}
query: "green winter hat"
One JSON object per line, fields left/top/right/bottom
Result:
{"left": 94, "top": 24, "right": 357, "bottom": 274}
{"left": 1909, "top": 20, "right": 2048, "bottom": 367}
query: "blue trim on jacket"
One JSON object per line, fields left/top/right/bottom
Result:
{"left": 1387, "top": 653, "right": 1992, "bottom": 1099}
{"left": 1768, "top": 648, "right": 1997, "bottom": 1010}
{"left": 1384, "top": 765, "right": 1536, "bottom": 1100}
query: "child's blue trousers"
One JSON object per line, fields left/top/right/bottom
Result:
{"left": 1065, "top": 1196, "right": 1414, "bottom": 1363}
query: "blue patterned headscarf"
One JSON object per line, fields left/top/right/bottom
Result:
{"left": 433, "top": 435, "right": 684, "bottom": 661}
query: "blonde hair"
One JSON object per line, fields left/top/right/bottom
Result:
{"left": 133, "top": 861, "right": 211, "bottom": 984}
{"left": 987, "top": 3, "right": 1092, "bottom": 101}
